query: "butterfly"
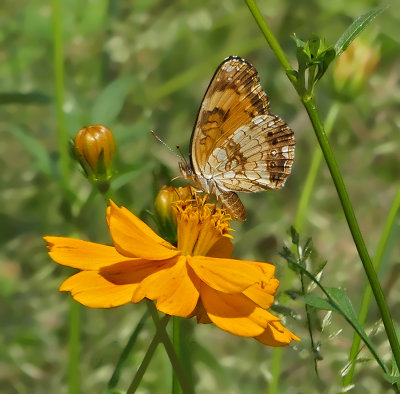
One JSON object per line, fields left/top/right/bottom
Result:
{"left": 179, "top": 56, "right": 295, "bottom": 221}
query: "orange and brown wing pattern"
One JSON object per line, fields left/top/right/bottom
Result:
{"left": 208, "top": 114, "right": 295, "bottom": 193}
{"left": 190, "top": 56, "right": 270, "bottom": 175}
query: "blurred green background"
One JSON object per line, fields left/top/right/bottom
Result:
{"left": 1, "top": 0, "right": 400, "bottom": 393}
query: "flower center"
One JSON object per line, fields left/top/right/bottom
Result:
{"left": 174, "top": 197, "right": 233, "bottom": 256}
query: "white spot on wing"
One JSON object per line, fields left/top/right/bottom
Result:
{"left": 282, "top": 146, "right": 290, "bottom": 159}
{"left": 214, "top": 148, "right": 227, "bottom": 162}
{"left": 222, "top": 64, "right": 235, "bottom": 72}
{"left": 252, "top": 116, "right": 264, "bottom": 125}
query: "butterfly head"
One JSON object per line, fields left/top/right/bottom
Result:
{"left": 179, "top": 161, "right": 194, "bottom": 181}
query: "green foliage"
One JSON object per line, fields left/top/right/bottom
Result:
{"left": 334, "top": 7, "right": 386, "bottom": 56}
{"left": 2, "top": 0, "right": 400, "bottom": 393}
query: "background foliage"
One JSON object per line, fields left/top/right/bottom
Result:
{"left": 1, "top": 0, "right": 400, "bottom": 393}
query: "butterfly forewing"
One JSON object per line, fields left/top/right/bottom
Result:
{"left": 190, "top": 56, "right": 270, "bottom": 176}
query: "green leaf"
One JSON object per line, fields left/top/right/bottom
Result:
{"left": 304, "top": 294, "right": 338, "bottom": 312}
{"left": 7, "top": 126, "right": 56, "bottom": 178}
{"left": 384, "top": 373, "right": 400, "bottom": 384}
{"left": 334, "top": 7, "right": 386, "bottom": 57}
{"left": 90, "top": 76, "right": 134, "bottom": 124}
{"left": 290, "top": 226, "right": 299, "bottom": 245}
{"left": 291, "top": 33, "right": 306, "bottom": 48}
{"left": 286, "top": 255, "right": 387, "bottom": 373}
{"left": 0, "top": 92, "right": 51, "bottom": 105}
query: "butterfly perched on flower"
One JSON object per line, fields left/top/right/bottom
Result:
{"left": 179, "top": 56, "right": 295, "bottom": 221}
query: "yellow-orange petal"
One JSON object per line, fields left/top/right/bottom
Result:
{"left": 243, "top": 278, "right": 279, "bottom": 309}
{"left": 132, "top": 256, "right": 200, "bottom": 317}
{"left": 206, "top": 237, "right": 233, "bottom": 258}
{"left": 200, "top": 285, "right": 270, "bottom": 337}
{"left": 188, "top": 256, "right": 265, "bottom": 294}
{"left": 108, "top": 201, "right": 179, "bottom": 260}
{"left": 60, "top": 271, "right": 137, "bottom": 308}
{"left": 100, "top": 259, "right": 168, "bottom": 285}
{"left": 44, "top": 236, "right": 130, "bottom": 269}
{"left": 256, "top": 321, "right": 300, "bottom": 346}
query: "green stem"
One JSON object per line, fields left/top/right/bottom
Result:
{"left": 244, "top": 0, "right": 296, "bottom": 86}
{"left": 51, "top": 0, "right": 70, "bottom": 187}
{"left": 108, "top": 310, "right": 150, "bottom": 391}
{"left": 172, "top": 317, "right": 183, "bottom": 394}
{"left": 294, "top": 102, "right": 340, "bottom": 232}
{"left": 67, "top": 300, "right": 81, "bottom": 394}
{"left": 126, "top": 315, "right": 170, "bottom": 394}
{"left": 146, "top": 301, "right": 194, "bottom": 394}
{"left": 302, "top": 96, "right": 400, "bottom": 372}
{"left": 52, "top": 1, "right": 79, "bottom": 392}
{"left": 245, "top": 0, "right": 400, "bottom": 380}
{"left": 269, "top": 103, "right": 340, "bottom": 394}
{"left": 343, "top": 186, "right": 400, "bottom": 387}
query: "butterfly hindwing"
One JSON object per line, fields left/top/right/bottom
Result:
{"left": 208, "top": 114, "right": 295, "bottom": 192}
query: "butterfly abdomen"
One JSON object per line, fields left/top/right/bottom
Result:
{"left": 218, "top": 191, "right": 246, "bottom": 222}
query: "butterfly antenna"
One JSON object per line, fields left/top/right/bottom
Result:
{"left": 151, "top": 130, "right": 183, "bottom": 161}
{"left": 175, "top": 144, "right": 189, "bottom": 167}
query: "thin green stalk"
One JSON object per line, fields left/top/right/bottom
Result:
{"left": 243, "top": 0, "right": 296, "bottom": 86}
{"left": 146, "top": 301, "right": 194, "bottom": 394}
{"left": 67, "top": 300, "right": 80, "bottom": 394}
{"left": 51, "top": 0, "right": 70, "bottom": 187}
{"left": 108, "top": 310, "right": 150, "bottom": 391}
{"left": 245, "top": 0, "right": 400, "bottom": 380}
{"left": 302, "top": 96, "right": 400, "bottom": 371}
{"left": 269, "top": 103, "right": 340, "bottom": 394}
{"left": 172, "top": 317, "right": 183, "bottom": 394}
{"left": 126, "top": 315, "right": 170, "bottom": 394}
{"left": 52, "top": 1, "right": 79, "bottom": 392}
{"left": 343, "top": 186, "right": 400, "bottom": 387}
{"left": 294, "top": 103, "right": 340, "bottom": 231}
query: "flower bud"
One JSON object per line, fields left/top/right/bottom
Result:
{"left": 333, "top": 39, "right": 380, "bottom": 99}
{"left": 154, "top": 185, "right": 194, "bottom": 243}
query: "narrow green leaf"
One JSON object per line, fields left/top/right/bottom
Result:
{"left": 305, "top": 286, "right": 383, "bottom": 372}
{"left": 305, "top": 294, "right": 338, "bottom": 312}
{"left": 7, "top": 126, "right": 56, "bottom": 177}
{"left": 334, "top": 7, "right": 386, "bottom": 57}
{"left": 290, "top": 226, "right": 299, "bottom": 245}
{"left": 291, "top": 33, "right": 306, "bottom": 48}
{"left": 0, "top": 92, "right": 51, "bottom": 105}
{"left": 90, "top": 76, "right": 134, "bottom": 124}
{"left": 384, "top": 373, "right": 400, "bottom": 384}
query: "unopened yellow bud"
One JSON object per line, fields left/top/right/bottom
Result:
{"left": 154, "top": 186, "right": 195, "bottom": 243}
{"left": 334, "top": 39, "right": 380, "bottom": 99}
{"left": 74, "top": 125, "right": 115, "bottom": 174}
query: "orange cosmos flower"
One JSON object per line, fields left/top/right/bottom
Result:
{"left": 44, "top": 196, "right": 299, "bottom": 347}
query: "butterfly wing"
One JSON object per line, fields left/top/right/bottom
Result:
{"left": 190, "top": 56, "right": 270, "bottom": 177}
{"left": 208, "top": 114, "right": 295, "bottom": 192}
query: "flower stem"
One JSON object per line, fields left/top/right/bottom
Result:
{"left": 108, "top": 310, "right": 150, "bottom": 391}
{"left": 302, "top": 95, "right": 400, "bottom": 371}
{"left": 343, "top": 186, "right": 400, "bottom": 387}
{"left": 294, "top": 103, "right": 340, "bottom": 232}
{"left": 243, "top": 0, "right": 296, "bottom": 86}
{"left": 67, "top": 300, "right": 80, "bottom": 394}
{"left": 244, "top": 0, "right": 400, "bottom": 380}
{"left": 269, "top": 103, "right": 340, "bottom": 393}
{"left": 52, "top": 2, "right": 79, "bottom": 392}
{"left": 146, "top": 301, "right": 194, "bottom": 394}
{"left": 51, "top": 0, "right": 70, "bottom": 188}
{"left": 172, "top": 317, "right": 183, "bottom": 394}
{"left": 126, "top": 314, "right": 170, "bottom": 394}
